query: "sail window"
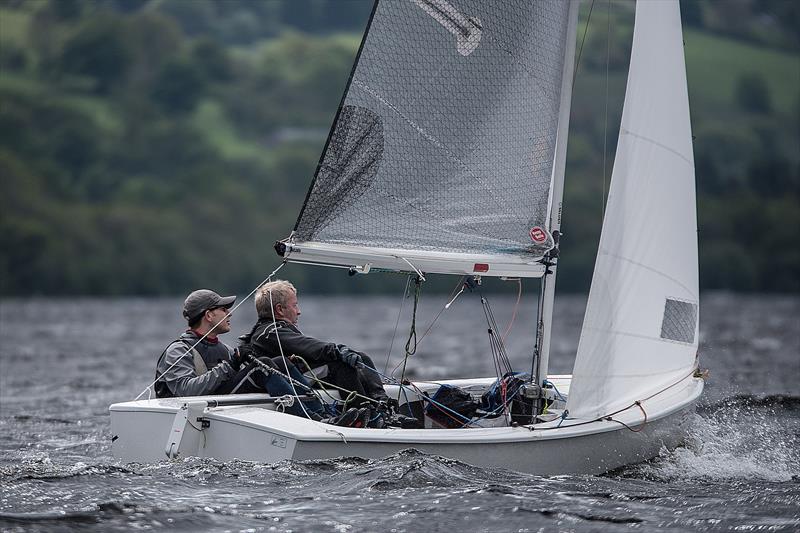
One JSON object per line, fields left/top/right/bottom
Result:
{"left": 660, "top": 298, "right": 697, "bottom": 344}
{"left": 297, "top": 105, "right": 384, "bottom": 238}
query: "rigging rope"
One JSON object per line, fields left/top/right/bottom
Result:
{"left": 389, "top": 277, "right": 463, "bottom": 377}
{"left": 526, "top": 368, "right": 699, "bottom": 433}
{"left": 290, "top": 354, "right": 379, "bottom": 409}
{"left": 396, "top": 276, "right": 422, "bottom": 387}
{"left": 501, "top": 278, "right": 523, "bottom": 341}
{"left": 573, "top": 0, "right": 597, "bottom": 80}
{"left": 477, "top": 284, "right": 513, "bottom": 379}
{"left": 366, "top": 363, "right": 487, "bottom": 428}
{"left": 383, "top": 275, "right": 412, "bottom": 374}
{"left": 416, "top": 277, "right": 465, "bottom": 344}
{"left": 602, "top": 0, "right": 611, "bottom": 222}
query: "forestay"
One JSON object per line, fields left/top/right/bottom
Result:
{"left": 567, "top": 0, "right": 699, "bottom": 420}
{"left": 279, "top": 0, "right": 575, "bottom": 278}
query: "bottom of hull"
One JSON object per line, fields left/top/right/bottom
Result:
{"left": 291, "top": 405, "right": 694, "bottom": 475}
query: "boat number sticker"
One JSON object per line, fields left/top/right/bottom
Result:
{"left": 529, "top": 226, "right": 547, "bottom": 243}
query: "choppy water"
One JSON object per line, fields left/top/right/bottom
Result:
{"left": 1, "top": 293, "right": 798, "bottom": 532}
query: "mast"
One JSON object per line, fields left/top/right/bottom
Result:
{"left": 533, "top": 0, "right": 580, "bottom": 392}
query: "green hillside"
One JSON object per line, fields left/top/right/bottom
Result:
{"left": 685, "top": 29, "right": 799, "bottom": 115}
{"left": 0, "top": 0, "right": 797, "bottom": 296}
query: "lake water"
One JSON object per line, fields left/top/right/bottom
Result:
{"left": 1, "top": 293, "right": 798, "bottom": 532}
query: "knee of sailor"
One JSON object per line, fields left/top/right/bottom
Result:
{"left": 254, "top": 356, "right": 279, "bottom": 370}
{"left": 329, "top": 359, "right": 358, "bottom": 376}
{"left": 359, "top": 354, "right": 377, "bottom": 370}
{"left": 270, "top": 356, "right": 300, "bottom": 371}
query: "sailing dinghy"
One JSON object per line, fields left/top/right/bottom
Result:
{"left": 111, "top": 0, "right": 704, "bottom": 475}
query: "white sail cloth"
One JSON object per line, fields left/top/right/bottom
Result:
{"left": 566, "top": 0, "right": 699, "bottom": 421}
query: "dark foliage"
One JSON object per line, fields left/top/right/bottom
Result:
{"left": 0, "top": 0, "right": 797, "bottom": 295}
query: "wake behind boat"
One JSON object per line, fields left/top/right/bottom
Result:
{"left": 111, "top": 0, "right": 705, "bottom": 474}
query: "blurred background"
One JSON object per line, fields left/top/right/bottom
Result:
{"left": 0, "top": 0, "right": 797, "bottom": 297}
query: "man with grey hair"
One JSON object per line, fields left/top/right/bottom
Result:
{"left": 240, "top": 279, "right": 395, "bottom": 428}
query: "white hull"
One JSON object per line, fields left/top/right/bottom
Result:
{"left": 110, "top": 374, "right": 703, "bottom": 475}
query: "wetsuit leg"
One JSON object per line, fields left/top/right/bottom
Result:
{"left": 323, "top": 360, "right": 369, "bottom": 406}
{"left": 270, "top": 357, "right": 325, "bottom": 416}
{"left": 356, "top": 354, "right": 390, "bottom": 403}
{"left": 215, "top": 358, "right": 321, "bottom": 418}
{"left": 323, "top": 356, "right": 389, "bottom": 407}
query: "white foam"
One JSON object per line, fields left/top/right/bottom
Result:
{"left": 637, "top": 405, "right": 799, "bottom": 482}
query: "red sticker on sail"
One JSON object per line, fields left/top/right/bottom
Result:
{"left": 529, "top": 226, "right": 547, "bottom": 243}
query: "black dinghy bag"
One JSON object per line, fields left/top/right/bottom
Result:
{"left": 425, "top": 385, "right": 480, "bottom": 428}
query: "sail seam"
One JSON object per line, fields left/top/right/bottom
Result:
{"left": 620, "top": 127, "right": 693, "bottom": 167}
{"left": 572, "top": 365, "right": 694, "bottom": 379}
{"left": 581, "top": 325, "right": 695, "bottom": 346}
{"left": 597, "top": 248, "right": 697, "bottom": 298}
{"left": 372, "top": 192, "right": 527, "bottom": 250}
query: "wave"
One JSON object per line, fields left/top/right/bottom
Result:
{"left": 626, "top": 396, "right": 800, "bottom": 482}
{"left": 0, "top": 454, "right": 135, "bottom": 482}
{"left": 129, "top": 448, "right": 528, "bottom": 492}
{"left": 0, "top": 502, "right": 212, "bottom": 530}
{"left": 0, "top": 502, "right": 132, "bottom": 525}
{"left": 699, "top": 394, "right": 800, "bottom": 412}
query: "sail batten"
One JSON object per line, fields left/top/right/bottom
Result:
{"left": 284, "top": 1, "right": 577, "bottom": 277}
{"left": 619, "top": 128, "right": 694, "bottom": 167}
{"left": 566, "top": 0, "right": 699, "bottom": 421}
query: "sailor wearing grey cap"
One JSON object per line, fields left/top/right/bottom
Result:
{"left": 154, "top": 289, "right": 241, "bottom": 398}
{"left": 182, "top": 289, "right": 237, "bottom": 327}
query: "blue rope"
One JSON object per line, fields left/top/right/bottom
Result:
{"left": 542, "top": 379, "right": 566, "bottom": 402}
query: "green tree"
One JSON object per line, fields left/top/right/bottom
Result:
{"left": 679, "top": 0, "right": 704, "bottom": 28}
{"left": 192, "top": 38, "right": 234, "bottom": 82}
{"left": 124, "top": 12, "right": 184, "bottom": 88}
{"left": 735, "top": 73, "right": 772, "bottom": 113}
{"left": 49, "top": 0, "right": 84, "bottom": 20}
{"left": 151, "top": 58, "right": 207, "bottom": 114}
{"left": 59, "top": 16, "right": 133, "bottom": 93}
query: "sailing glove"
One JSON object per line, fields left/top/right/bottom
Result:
{"left": 230, "top": 345, "right": 254, "bottom": 371}
{"left": 336, "top": 345, "right": 362, "bottom": 368}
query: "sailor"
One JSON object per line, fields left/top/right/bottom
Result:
{"left": 240, "top": 280, "right": 398, "bottom": 428}
{"left": 153, "top": 288, "right": 329, "bottom": 420}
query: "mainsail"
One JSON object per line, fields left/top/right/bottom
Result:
{"left": 279, "top": 0, "right": 577, "bottom": 278}
{"left": 566, "top": 0, "right": 699, "bottom": 420}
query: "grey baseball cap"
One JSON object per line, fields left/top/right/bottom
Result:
{"left": 183, "top": 289, "right": 236, "bottom": 323}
